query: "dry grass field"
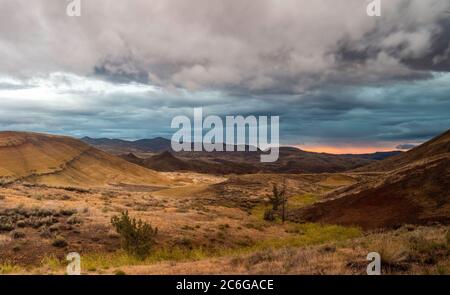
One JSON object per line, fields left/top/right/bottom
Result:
{"left": 0, "top": 171, "right": 448, "bottom": 275}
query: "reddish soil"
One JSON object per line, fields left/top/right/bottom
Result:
{"left": 290, "top": 157, "right": 450, "bottom": 229}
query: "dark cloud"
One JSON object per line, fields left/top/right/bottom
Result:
{"left": 402, "top": 19, "right": 450, "bottom": 72}
{"left": 94, "top": 59, "right": 149, "bottom": 84}
{"left": 0, "top": 71, "right": 449, "bottom": 146}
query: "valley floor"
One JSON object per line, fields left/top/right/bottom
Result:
{"left": 0, "top": 172, "right": 448, "bottom": 275}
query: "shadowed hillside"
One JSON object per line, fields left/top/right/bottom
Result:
{"left": 120, "top": 151, "right": 259, "bottom": 174}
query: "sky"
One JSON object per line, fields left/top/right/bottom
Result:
{"left": 0, "top": 0, "right": 449, "bottom": 153}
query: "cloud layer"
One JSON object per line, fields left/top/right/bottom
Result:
{"left": 0, "top": 0, "right": 449, "bottom": 149}
{"left": 2, "top": 0, "right": 450, "bottom": 90}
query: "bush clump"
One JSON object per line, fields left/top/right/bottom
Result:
{"left": 52, "top": 236, "right": 68, "bottom": 248}
{"left": 10, "top": 230, "right": 26, "bottom": 239}
{"left": 0, "top": 223, "right": 14, "bottom": 231}
{"left": 111, "top": 211, "right": 158, "bottom": 259}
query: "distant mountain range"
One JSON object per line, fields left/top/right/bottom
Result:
{"left": 340, "top": 151, "right": 402, "bottom": 161}
{"left": 81, "top": 136, "right": 172, "bottom": 154}
{"left": 82, "top": 136, "right": 402, "bottom": 174}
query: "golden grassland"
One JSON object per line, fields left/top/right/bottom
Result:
{"left": 0, "top": 167, "right": 448, "bottom": 275}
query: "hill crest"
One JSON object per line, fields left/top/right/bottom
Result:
{"left": 0, "top": 131, "right": 170, "bottom": 187}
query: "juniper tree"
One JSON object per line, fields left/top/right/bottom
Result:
{"left": 268, "top": 180, "right": 288, "bottom": 223}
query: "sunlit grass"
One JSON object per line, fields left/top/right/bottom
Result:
{"left": 19, "top": 225, "right": 449, "bottom": 274}
{"left": 80, "top": 247, "right": 210, "bottom": 271}
{"left": 41, "top": 255, "right": 65, "bottom": 273}
{"left": 251, "top": 193, "right": 318, "bottom": 220}
{"left": 250, "top": 203, "right": 269, "bottom": 219}
{"left": 318, "top": 175, "right": 356, "bottom": 187}
{"left": 0, "top": 262, "right": 22, "bottom": 274}
{"left": 37, "top": 221, "right": 361, "bottom": 272}
{"left": 39, "top": 247, "right": 213, "bottom": 273}
{"left": 253, "top": 223, "right": 361, "bottom": 250}
{"left": 288, "top": 193, "right": 318, "bottom": 208}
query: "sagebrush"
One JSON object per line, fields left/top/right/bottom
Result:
{"left": 111, "top": 211, "right": 158, "bottom": 259}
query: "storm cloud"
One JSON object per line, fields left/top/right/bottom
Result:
{"left": 0, "top": 0, "right": 449, "bottom": 149}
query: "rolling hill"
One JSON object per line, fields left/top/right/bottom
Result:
{"left": 355, "top": 129, "right": 450, "bottom": 172}
{"left": 0, "top": 131, "right": 170, "bottom": 187}
{"left": 87, "top": 135, "right": 398, "bottom": 174}
{"left": 121, "top": 151, "right": 259, "bottom": 174}
{"left": 119, "top": 148, "right": 377, "bottom": 174}
{"left": 81, "top": 136, "right": 172, "bottom": 154}
{"left": 291, "top": 129, "right": 450, "bottom": 229}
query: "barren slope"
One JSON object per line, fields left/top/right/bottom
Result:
{"left": 0, "top": 131, "right": 170, "bottom": 187}
{"left": 356, "top": 129, "right": 450, "bottom": 172}
{"left": 291, "top": 129, "right": 450, "bottom": 229}
{"left": 290, "top": 156, "right": 450, "bottom": 229}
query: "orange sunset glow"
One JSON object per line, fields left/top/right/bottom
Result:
{"left": 296, "top": 144, "right": 401, "bottom": 154}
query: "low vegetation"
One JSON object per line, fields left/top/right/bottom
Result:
{"left": 263, "top": 183, "right": 289, "bottom": 222}
{"left": 0, "top": 263, "right": 21, "bottom": 274}
{"left": 111, "top": 211, "right": 158, "bottom": 259}
{"left": 33, "top": 224, "right": 447, "bottom": 275}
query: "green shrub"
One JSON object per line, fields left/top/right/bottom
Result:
{"left": 111, "top": 211, "right": 158, "bottom": 259}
